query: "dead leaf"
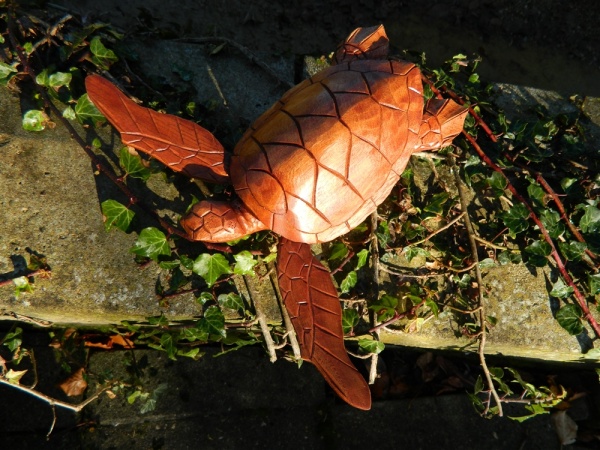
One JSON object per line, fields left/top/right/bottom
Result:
{"left": 551, "top": 410, "right": 578, "bottom": 445}
{"left": 59, "top": 367, "right": 87, "bottom": 397}
{"left": 83, "top": 333, "right": 134, "bottom": 349}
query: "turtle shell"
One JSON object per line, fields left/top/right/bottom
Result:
{"left": 230, "top": 59, "right": 424, "bottom": 244}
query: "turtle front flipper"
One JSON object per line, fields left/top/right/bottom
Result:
{"left": 416, "top": 98, "right": 468, "bottom": 151}
{"left": 277, "top": 238, "right": 371, "bottom": 410}
{"left": 181, "top": 199, "right": 267, "bottom": 242}
{"left": 85, "top": 75, "right": 229, "bottom": 184}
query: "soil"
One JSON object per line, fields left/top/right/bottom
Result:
{"left": 50, "top": 0, "right": 600, "bottom": 95}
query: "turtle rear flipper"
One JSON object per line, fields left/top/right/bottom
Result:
{"left": 85, "top": 75, "right": 230, "bottom": 184}
{"left": 277, "top": 238, "right": 371, "bottom": 410}
{"left": 416, "top": 98, "right": 468, "bottom": 151}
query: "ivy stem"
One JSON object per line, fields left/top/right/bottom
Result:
{"left": 450, "top": 156, "right": 503, "bottom": 417}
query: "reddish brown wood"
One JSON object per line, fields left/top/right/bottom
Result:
{"left": 85, "top": 75, "right": 229, "bottom": 184}
{"left": 85, "top": 25, "right": 468, "bottom": 410}
{"left": 277, "top": 237, "right": 371, "bottom": 410}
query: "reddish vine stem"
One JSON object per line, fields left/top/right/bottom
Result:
{"left": 506, "top": 160, "right": 598, "bottom": 263}
{"left": 6, "top": 14, "right": 191, "bottom": 243}
{"left": 422, "top": 68, "right": 600, "bottom": 337}
{"left": 462, "top": 131, "right": 600, "bottom": 337}
{"left": 0, "top": 269, "right": 51, "bottom": 288}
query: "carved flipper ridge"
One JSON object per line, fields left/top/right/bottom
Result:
{"left": 277, "top": 237, "right": 371, "bottom": 410}
{"left": 85, "top": 75, "right": 230, "bottom": 184}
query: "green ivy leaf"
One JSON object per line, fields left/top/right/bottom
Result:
{"left": 2, "top": 327, "right": 23, "bottom": 352}
{"left": 218, "top": 293, "right": 244, "bottom": 313}
{"left": 197, "top": 305, "right": 226, "bottom": 338}
{"left": 550, "top": 278, "right": 574, "bottom": 299}
{"left": 341, "top": 309, "right": 359, "bottom": 335}
{"left": 48, "top": 71, "right": 72, "bottom": 88}
{"left": 579, "top": 204, "right": 600, "bottom": 234}
{"left": 539, "top": 209, "right": 564, "bottom": 239}
{"left": 558, "top": 240, "right": 587, "bottom": 261}
{"left": 90, "top": 36, "right": 118, "bottom": 69}
{"left": 340, "top": 270, "right": 357, "bottom": 294}
{"left": 62, "top": 106, "right": 76, "bottom": 120}
{"left": 589, "top": 273, "right": 600, "bottom": 296}
{"left": 487, "top": 171, "right": 507, "bottom": 196}
{"left": 423, "top": 192, "right": 449, "bottom": 215}
{"left": 101, "top": 199, "right": 134, "bottom": 232}
{"left": 358, "top": 339, "right": 385, "bottom": 354}
{"left": 192, "top": 253, "right": 232, "bottom": 287}
{"left": 425, "top": 298, "right": 439, "bottom": 318}
{"left": 328, "top": 242, "right": 349, "bottom": 261}
{"left": 555, "top": 304, "right": 583, "bottom": 335}
{"left": 376, "top": 220, "right": 391, "bottom": 248}
{"left": 119, "top": 147, "right": 152, "bottom": 181}
{"left": 501, "top": 203, "right": 530, "bottom": 237}
{"left": 233, "top": 251, "right": 258, "bottom": 275}
{"left": 196, "top": 292, "right": 214, "bottom": 306}
{"left": 404, "top": 246, "right": 429, "bottom": 263}
{"left": 13, "top": 276, "right": 34, "bottom": 298}
{"left": 369, "top": 294, "right": 399, "bottom": 322}
{"left": 160, "top": 333, "right": 177, "bottom": 360}
{"left": 75, "top": 93, "right": 104, "bottom": 124}
{"left": 524, "top": 240, "right": 551, "bottom": 267}
{"left": 527, "top": 182, "right": 546, "bottom": 207}
{"left": 130, "top": 227, "right": 171, "bottom": 261}
{"left": 22, "top": 110, "right": 48, "bottom": 131}
{"left": 0, "top": 61, "right": 18, "bottom": 83}
{"left": 355, "top": 249, "right": 369, "bottom": 270}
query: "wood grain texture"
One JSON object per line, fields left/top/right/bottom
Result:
{"left": 181, "top": 199, "right": 267, "bottom": 242}
{"left": 85, "top": 75, "right": 229, "bottom": 184}
{"left": 277, "top": 237, "right": 371, "bottom": 410}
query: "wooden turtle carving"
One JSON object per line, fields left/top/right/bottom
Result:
{"left": 86, "top": 25, "right": 467, "bottom": 411}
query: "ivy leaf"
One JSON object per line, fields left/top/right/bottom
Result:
{"left": 527, "top": 182, "right": 546, "bottom": 207}
{"left": 75, "top": 94, "right": 104, "bottom": 125}
{"left": 197, "top": 305, "right": 226, "bottom": 338}
{"left": 501, "top": 203, "right": 530, "bottom": 237}
{"left": 423, "top": 192, "right": 449, "bottom": 215}
{"left": 524, "top": 240, "right": 551, "bottom": 267}
{"left": 425, "top": 298, "right": 439, "bottom": 318}
{"left": 196, "top": 291, "right": 214, "bottom": 306}
{"left": 558, "top": 240, "right": 586, "bottom": 261}
{"left": 22, "top": 110, "right": 48, "bottom": 131}
{"left": 589, "top": 273, "right": 600, "bottom": 296}
{"left": 233, "top": 251, "right": 257, "bottom": 275}
{"left": 90, "top": 36, "right": 118, "bottom": 69}
{"left": 355, "top": 249, "right": 369, "bottom": 270}
{"left": 579, "top": 204, "right": 600, "bottom": 234}
{"left": 130, "top": 227, "right": 171, "bottom": 261}
{"left": 340, "top": 270, "right": 357, "bottom": 294}
{"left": 192, "top": 253, "right": 232, "bottom": 287}
{"left": 2, "top": 327, "right": 23, "bottom": 352}
{"left": 48, "top": 71, "right": 72, "bottom": 88}
{"left": 0, "top": 61, "right": 17, "bottom": 84}
{"left": 404, "top": 246, "right": 429, "bottom": 263}
{"left": 328, "top": 242, "right": 348, "bottom": 261}
{"left": 555, "top": 304, "right": 583, "bottom": 335}
{"left": 160, "top": 333, "right": 177, "bottom": 360}
{"left": 369, "top": 294, "right": 399, "bottom": 322}
{"left": 13, "top": 276, "right": 33, "bottom": 298}
{"left": 119, "top": 147, "right": 152, "bottom": 181}
{"left": 358, "top": 339, "right": 385, "bottom": 354}
{"left": 5, "top": 369, "right": 28, "bottom": 385}
{"left": 218, "top": 293, "right": 244, "bottom": 313}
{"left": 487, "top": 171, "right": 507, "bottom": 197}
{"left": 539, "top": 209, "right": 564, "bottom": 239}
{"left": 376, "top": 220, "right": 391, "bottom": 248}
{"left": 341, "top": 309, "right": 359, "bottom": 335}
{"left": 550, "top": 278, "right": 574, "bottom": 299}
{"left": 101, "top": 199, "right": 134, "bottom": 232}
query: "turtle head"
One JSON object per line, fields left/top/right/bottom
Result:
{"left": 334, "top": 25, "right": 389, "bottom": 64}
